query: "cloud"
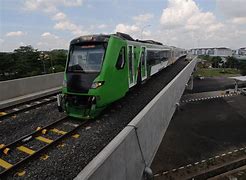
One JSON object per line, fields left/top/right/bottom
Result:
{"left": 216, "top": 0, "right": 246, "bottom": 26}
{"left": 6, "top": 31, "right": 26, "bottom": 37}
{"left": 115, "top": 24, "right": 140, "bottom": 34}
{"left": 23, "top": 0, "right": 83, "bottom": 13}
{"left": 160, "top": 0, "right": 199, "bottom": 28}
{"left": 231, "top": 17, "right": 246, "bottom": 25}
{"left": 114, "top": 23, "right": 151, "bottom": 39}
{"left": 98, "top": 24, "right": 108, "bottom": 29}
{"left": 133, "top": 13, "right": 154, "bottom": 23}
{"left": 54, "top": 20, "right": 88, "bottom": 36}
{"left": 206, "top": 23, "right": 224, "bottom": 33}
{"left": 156, "top": 0, "right": 246, "bottom": 48}
{"left": 216, "top": 0, "right": 246, "bottom": 18}
{"left": 23, "top": 0, "right": 87, "bottom": 36}
{"left": 52, "top": 11, "right": 90, "bottom": 36}
{"left": 14, "top": 0, "right": 245, "bottom": 51}
{"left": 52, "top": 12, "right": 89, "bottom": 36}
{"left": 37, "top": 32, "right": 68, "bottom": 50}
{"left": 41, "top": 32, "right": 59, "bottom": 39}
{"left": 160, "top": 0, "right": 220, "bottom": 33}
{"left": 19, "top": 42, "right": 27, "bottom": 46}
{"left": 24, "top": 0, "right": 57, "bottom": 13}
{"left": 63, "top": 0, "right": 83, "bottom": 7}
{"left": 53, "top": 12, "right": 66, "bottom": 21}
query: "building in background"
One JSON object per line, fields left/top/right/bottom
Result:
{"left": 190, "top": 47, "right": 233, "bottom": 57}
{"left": 235, "top": 47, "right": 246, "bottom": 56}
{"left": 232, "top": 47, "right": 246, "bottom": 62}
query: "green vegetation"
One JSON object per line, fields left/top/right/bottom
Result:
{"left": 1, "top": 46, "right": 245, "bottom": 81}
{"left": 0, "top": 45, "right": 67, "bottom": 81}
{"left": 197, "top": 55, "right": 246, "bottom": 77}
{"left": 194, "top": 68, "right": 240, "bottom": 77}
{"left": 226, "top": 56, "right": 240, "bottom": 69}
{"left": 198, "top": 55, "right": 211, "bottom": 61}
{"left": 198, "top": 55, "right": 240, "bottom": 69}
{"left": 240, "top": 62, "right": 246, "bottom": 75}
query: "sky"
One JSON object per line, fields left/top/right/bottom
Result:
{"left": 0, "top": 0, "right": 246, "bottom": 52}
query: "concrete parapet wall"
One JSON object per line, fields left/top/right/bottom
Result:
{"left": 0, "top": 72, "right": 63, "bottom": 105}
{"left": 75, "top": 57, "right": 197, "bottom": 180}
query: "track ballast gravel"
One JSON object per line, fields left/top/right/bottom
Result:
{"left": 0, "top": 103, "right": 66, "bottom": 145}
{"left": 2, "top": 58, "right": 188, "bottom": 179}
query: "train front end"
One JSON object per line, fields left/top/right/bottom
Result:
{"left": 57, "top": 35, "right": 110, "bottom": 119}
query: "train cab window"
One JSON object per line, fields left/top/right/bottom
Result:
{"left": 116, "top": 47, "right": 125, "bottom": 69}
{"left": 68, "top": 44, "right": 105, "bottom": 73}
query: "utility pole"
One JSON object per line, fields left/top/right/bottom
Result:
{"left": 38, "top": 52, "right": 46, "bottom": 74}
{"left": 37, "top": 51, "right": 50, "bottom": 74}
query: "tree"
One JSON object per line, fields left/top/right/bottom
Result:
{"left": 199, "top": 55, "right": 211, "bottom": 61}
{"left": 0, "top": 52, "right": 15, "bottom": 80}
{"left": 226, "top": 56, "right": 239, "bottom": 69}
{"left": 49, "top": 49, "right": 67, "bottom": 66}
{"left": 13, "top": 45, "right": 41, "bottom": 77}
{"left": 211, "top": 56, "right": 222, "bottom": 68}
{"left": 48, "top": 49, "right": 67, "bottom": 72}
{"left": 0, "top": 46, "right": 68, "bottom": 81}
{"left": 239, "top": 62, "right": 246, "bottom": 75}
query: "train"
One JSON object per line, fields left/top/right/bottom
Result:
{"left": 57, "top": 32, "right": 186, "bottom": 119}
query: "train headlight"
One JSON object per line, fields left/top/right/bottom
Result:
{"left": 91, "top": 81, "right": 104, "bottom": 89}
{"left": 63, "top": 80, "right": 67, "bottom": 87}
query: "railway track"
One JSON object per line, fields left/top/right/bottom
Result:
{"left": 0, "top": 58, "right": 188, "bottom": 179}
{"left": 154, "top": 147, "right": 246, "bottom": 180}
{"left": 191, "top": 157, "right": 246, "bottom": 179}
{"left": 0, "top": 116, "right": 88, "bottom": 178}
{"left": 0, "top": 93, "right": 58, "bottom": 120}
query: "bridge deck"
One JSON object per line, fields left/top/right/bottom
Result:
{"left": 2, "top": 57, "right": 192, "bottom": 179}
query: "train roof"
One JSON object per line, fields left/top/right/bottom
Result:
{"left": 114, "top": 32, "right": 163, "bottom": 45}
{"left": 70, "top": 34, "right": 110, "bottom": 44}
{"left": 70, "top": 32, "right": 164, "bottom": 46}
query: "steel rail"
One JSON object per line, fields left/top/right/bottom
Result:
{"left": 0, "top": 94, "right": 58, "bottom": 120}
{"left": 188, "top": 158, "right": 246, "bottom": 180}
{"left": 154, "top": 152, "right": 246, "bottom": 180}
{"left": 0, "top": 116, "right": 88, "bottom": 177}
{"left": 0, "top": 92, "right": 59, "bottom": 111}
{"left": 0, "top": 117, "right": 68, "bottom": 153}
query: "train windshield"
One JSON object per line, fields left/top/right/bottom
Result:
{"left": 68, "top": 44, "right": 105, "bottom": 73}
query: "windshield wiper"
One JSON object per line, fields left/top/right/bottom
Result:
{"left": 72, "top": 69, "right": 85, "bottom": 72}
{"left": 68, "top": 64, "right": 85, "bottom": 72}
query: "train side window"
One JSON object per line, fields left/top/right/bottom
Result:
{"left": 116, "top": 47, "right": 125, "bottom": 70}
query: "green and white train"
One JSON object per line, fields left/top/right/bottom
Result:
{"left": 57, "top": 32, "right": 186, "bottom": 119}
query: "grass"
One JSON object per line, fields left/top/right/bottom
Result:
{"left": 194, "top": 68, "right": 241, "bottom": 77}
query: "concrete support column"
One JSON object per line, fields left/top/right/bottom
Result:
{"left": 186, "top": 75, "right": 194, "bottom": 90}
{"left": 234, "top": 80, "right": 238, "bottom": 92}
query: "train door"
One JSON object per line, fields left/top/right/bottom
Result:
{"left": 140, "top": 46, "right": 147, "bottom": 80}
{"left": 128, "top": 45, "right": 135, "bottom": 88}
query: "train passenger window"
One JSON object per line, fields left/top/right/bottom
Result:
{"left": 147, "top": 50, "right": 162, "bottom": 65}
{"left": 141, "top": 51, "right": 145, "bottom": 66}
{"left": 116, "top": 47, "right": 125, "bottom": 69}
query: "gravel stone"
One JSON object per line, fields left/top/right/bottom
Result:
{"left": 0, "top": 103, "right": 66, "bottom": 145}
{"left": 2, "top": 59, "right": 188, "bottom": 179}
